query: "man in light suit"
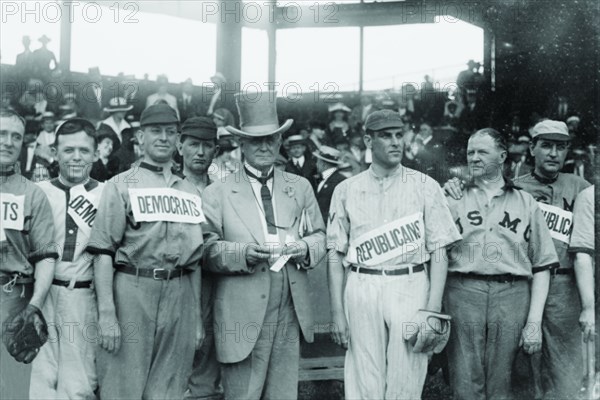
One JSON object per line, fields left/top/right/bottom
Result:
{"left": 202, "top": 92, "right": 327, "bottom": 400}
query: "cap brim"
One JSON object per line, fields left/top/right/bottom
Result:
{"left": 104, "top": 106, "right": 133, "bottom": 113}
{"left": 366, "top": 122, "right": 404, "bottom": 131}
{"left": 225, "top": 119, "right": 293, "bottom": 138}
{"left": 535, "top": 133, "right": 571, "bottom": 141}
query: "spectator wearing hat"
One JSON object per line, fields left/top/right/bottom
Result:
{"left": 18, "top": 79, "right": 47, "bottom": 118}
{"left": 306, "top": 120, "right": 327, "bottom": 154}
{"left": 201, "top": 91, "right": 326, "bottom": 400}
{"left": 174, "top": 117, "right": 224, "bottom": 400}
{"left": 284, "top": 134, "right": 318, "bottom": 189}
{"left": 86, "top": 103, "right": 216, "bottom": 399}
{"left": 32, "top": 35, "right": 57, "bottom": 82}
{"left": 90, "top": 124, "right": 121, "bottom": 182}
{"left": 100, "top": 97, "right": 132, "bottom": 141}
{"left": 313, "top": 146, "right": 346, "bottom": 223}
{"left": 15, "top": 36, "right": 34, "bottom": 84}
{"left": 349, "top": 94, "right": 375, "bottom": 130}
{"left": 79, "top": 67, "right": 107, "bottom": 124}
{"left": 146, "top": 75, "right": 179, "bottom": 118}
{"left": 178, "top": 79, "right": 203, "bottom": 121}
{"left": 333, "top": 135, "right": 361, "bottom": 178}
{"left": 210, "top": 130, "right": 240, "bottom": 183}
{"left": 206, "top": 72, "right": 227, "bottom": 116}
{"left": 35, "top": 111, "right": 56, "bottom": 163}
{"left": 326, "top": 102, "right": 353, "bottom": 145}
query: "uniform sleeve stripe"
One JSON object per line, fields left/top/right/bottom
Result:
{"left": 568, "top": 247, "right": 595, "bottom": 255}
{"left": 29, "top": 252, "right": 60, "bottom": 264}
{"left": 85, "top": 246, "right": 115, "bottom": 257}
{"left": 532, "top": 262, "right": 559, "bottom": 274}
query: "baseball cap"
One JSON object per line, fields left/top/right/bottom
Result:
{"left": 531, "top": 120, "right": 570, "bottom": 141}
{"left": 140, "top": 104, "right": 179, "bottom": 127}
{"left": 364, "top": 109, "right": 404, "bottom": 131}
{"left": 181, "top": 117, "right": 217, "bottom": 141}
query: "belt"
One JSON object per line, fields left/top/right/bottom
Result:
{"left": 550, "top": 268, "right": 574, "bottom": 276}
{"left": 448, "top": 271, "right": 528, "bottom": 283}
{"left": 52, "top": 278, "right": 93, "bottom": 289}
{"left": 115, "top": 264, "right": 193, "bottom": 280}
{"left": 0, "top": 273, "right": 34, "bottom": 285}
{"left": 350, "top": 263, "right": 425, "bottom": 276}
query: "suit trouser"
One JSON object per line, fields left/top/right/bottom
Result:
{"left": 221, "top": 267, "right": 300, "bottom": 400}
{"left": 0, "top": 282, "right": 33, "bottom": 400}
{"left": 444, "top": 276, "right": 529, "bottom": 400}
{"left": 30, "top": 284, "right": 98, "bottom": 399}
{"left": 343, "top": 269, "right": 429, "bottom": 400}
{"left": 529, "top": 275, "right": 583, "bottom": 399}
{"left": 186, "top": 275, "right": 223, "bottom": 400}
{"left": 97, "top": 271, "right": 196, "bottom": 400}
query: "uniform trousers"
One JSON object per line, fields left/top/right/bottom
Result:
{"left": 221, "top": 266, "right": 300, "bottom": 400}
{"left": 97, "top": 271, "right": 196, "bottom": 400}
{"left": 343, "top": 269, "right": 429, "bottom": 400}
{"left": 0, "top": 282, "right": 33, "bottom": 400}
{"left": 444, "top": 276, "right": 530, "bottom": 400}
{"left": 186, "top": 275, "right": 223, "bottom": 400}
{"left": 30, "top": 284, "right": 97, "bottom": 399}
{"left": 529, "top": 274, "right": 583, "bottom": 399}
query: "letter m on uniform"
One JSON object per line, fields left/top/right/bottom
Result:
{"left": 499, "top": 212, "right": 521, "bottom": 233}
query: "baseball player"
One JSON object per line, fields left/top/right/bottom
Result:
{"left": 85, "top": 104, "right": 217, "bottom": 399}
{"left": 328, "top": 110, "right": 461, "bottom": 399}
{"left": 29, "top": 118, "right": 105, "bottom": 398}
{"left": 443, "top": 128, "right": 556, "bottom": 399}
{"left": 0, "top": 108, "right": 58, "bottom": 399}
{"left": 444, "top": 120, "right": 591, "bottom": 398}
{"left": 177, "top": 117, "right": 224, "bottom": 400}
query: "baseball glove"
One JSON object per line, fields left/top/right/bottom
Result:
{"left": 2, "top": 304, "right": 48, "bottom": 364}
{"left": 404, "top": 309, "right": 452, "bottom": 355}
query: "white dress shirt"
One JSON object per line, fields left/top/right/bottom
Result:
{"left": 292, "top": 155, "right": 305, "bottom": 169}
{"left": 317, "top": 167, "right": 337, "bottom": 193}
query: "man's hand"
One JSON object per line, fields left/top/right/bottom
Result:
{"left": 3, "top": 304, "right": 49, "bottom": 364}
{"left": 443, "top": 177, "right": 465, "bottom": 200}
{"left": 282, "top": 240, "right": 309, "bottom": 263}
{"left": 520, "top": 321, "right": 542, "bottom": 354}
{"left": 404, "top": 310, "right": 452, "bottom": 355}
{"left": 330, "top": 311, "right": 350, "bottom": 350}
{"left": 245, "top": 244, "right": 272, "bottom": 267}
{"left": 580, "top": 307, "right": 595, "bottom": 343}
{"left": 98, "top": 311, "right": 121, "bottom": 354}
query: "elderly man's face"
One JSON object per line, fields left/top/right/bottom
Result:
{"left": 240, "top": 134, "right": 281, "bottom": 172}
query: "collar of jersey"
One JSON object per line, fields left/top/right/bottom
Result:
{"left": 51, "top": 177, "right": 99, "bottom": 192}
{"left": 532, "top": 170, "right": 558, "bottom": 184}
{"left": 464, "top": 177, "right": 519, "bottom": 191}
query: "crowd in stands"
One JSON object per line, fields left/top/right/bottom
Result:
{"left": 1, "top": 36, "right": 597, "bottom": 199}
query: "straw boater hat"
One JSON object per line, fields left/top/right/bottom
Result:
{"left": 38, "top": 35, "right": 51, "bottom": 44}
{"left": 313, "top": 146, "right": 343, "bottom": 165}
{"left": 225, "top": 92, "right": 293, "bottom": 138}
{"left": 286, "top": 134, "right": 305, "bottom": 146}
{"left": 104, "top": 97, "right": 133, "bottom": 113}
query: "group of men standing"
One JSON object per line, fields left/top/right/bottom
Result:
{"left": 0, "top": 89, "right": 595, "bottom": 400}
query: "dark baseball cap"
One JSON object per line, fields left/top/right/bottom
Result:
{"left": 364, "top": 110, "right": 404, "bottom": 131}
{"left": 181, "top": 117, "right": 217, "bottom": 140}
{"left": 140, "top": 104, "right": 179, "bottom": 127}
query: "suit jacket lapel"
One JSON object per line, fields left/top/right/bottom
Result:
{"left": 229, "top": 170, "right": 265, "bottom": 244}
